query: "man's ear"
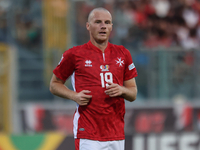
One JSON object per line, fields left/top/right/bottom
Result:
{"left": 86, "top": 22, "right": 90, "bottom": 31}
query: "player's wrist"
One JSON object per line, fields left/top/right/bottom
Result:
{"left": 70, "top": 91, "right": 78, "bottom": 102}
{"left": 120, "top": 86, "right": 126, "bottom": 96}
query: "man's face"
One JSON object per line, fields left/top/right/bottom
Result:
{"left": 86, "top": 10, "right": 113, "bottom": 43}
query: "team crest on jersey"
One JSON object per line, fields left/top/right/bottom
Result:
{"left": 85, "top": 60, "right": 92, "bottom": 67}
{"left": 100, "top": 65, "right": 109, "bottom": 71}
{"left": 115, "top": 57, "right": 124, "bottom": 67}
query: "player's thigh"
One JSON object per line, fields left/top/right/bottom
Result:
{"left": 75, "top": 139, "right": 124, "bottom": 150}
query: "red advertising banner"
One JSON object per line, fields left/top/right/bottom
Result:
{"left": 20, "top": 103, "right": 200, "bottom": 134}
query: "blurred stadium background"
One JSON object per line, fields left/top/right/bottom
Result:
{"left": 1, "top": 0, "right": 200, "bottom": 149}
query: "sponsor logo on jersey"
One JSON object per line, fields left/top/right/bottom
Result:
{"left": 100, "top": 65, "right": 109, "bottom": 71}
{"left": 58, "top": 55, "right": 64, "bottom": 65}
{"left": 128, "top": 63, "right": 135, "bottom": 70}
{"left": 116, "top": 57, "right": 124, "bottom": 67}
{"left": 79, "top": 128, "right": 85, "bottom": 131}
{"left": 85, "top": 60, "right": 92, "bottom": 67}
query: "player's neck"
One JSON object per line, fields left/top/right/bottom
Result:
{"left": 90, "top": 39, "right": 108, "bottom": 53}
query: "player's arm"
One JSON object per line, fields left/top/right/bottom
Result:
{"left": 122, "top": 78, "right": 137, "bottom": 101}
{"left": 49, "top": 74, "right": 92, "bottom": 105}
{"left": 105, "top": 78, "right": 137, "bottom": 102}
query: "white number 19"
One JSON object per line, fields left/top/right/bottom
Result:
{"left": 100, "top": 72, "right": 113, "bottom": 88}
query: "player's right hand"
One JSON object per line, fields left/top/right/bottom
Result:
{"left": 74, "top": 90, "right": 92, "bottom": 106}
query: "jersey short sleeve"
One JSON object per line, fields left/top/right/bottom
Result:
{"left": 123, "top": 47, "right": 138, "bottom": 81}
{"left": 53, "top": 48, "right": 75, "bottom": 81}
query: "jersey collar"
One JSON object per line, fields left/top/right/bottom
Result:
{"left": 87, "top": 40, "right": 111, "bottom": 53}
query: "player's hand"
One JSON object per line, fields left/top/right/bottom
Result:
{"left": 105, "top": 82, "right": 123, "bottom": 97}
{"left": 74, "top": 90, "right": 92, "bottom": 106}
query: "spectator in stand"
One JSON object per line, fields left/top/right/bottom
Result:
{"left": 182, "top": 6, "right": 199, "bottom": 29}
{"left": 181, "top": 28, "right": 200, "bottom": 50}
{"left": 152, "top": 0, "right": 170, "bottom": 18}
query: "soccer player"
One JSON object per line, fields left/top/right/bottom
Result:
{"left": 50, "top": 7, "right": 138, "bottom": 150}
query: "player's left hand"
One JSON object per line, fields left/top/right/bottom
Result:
{"left": 105, "top": 82, "right": 123, "bottom": 97}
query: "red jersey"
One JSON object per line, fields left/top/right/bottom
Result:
{"left": 53, "top": 41, "right": 137, "bottom": 141}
